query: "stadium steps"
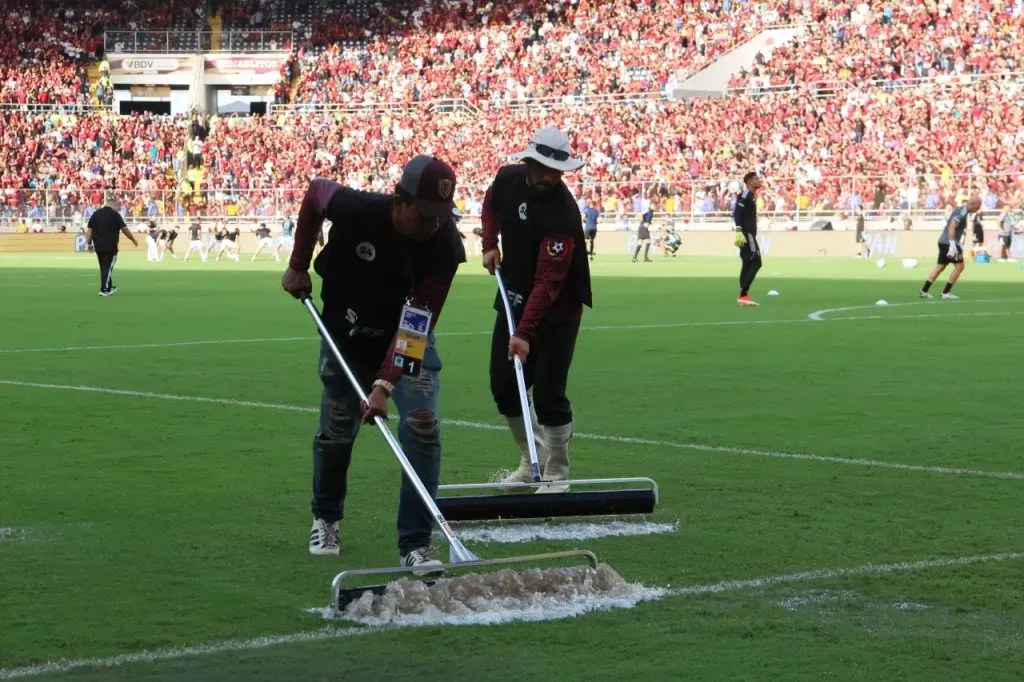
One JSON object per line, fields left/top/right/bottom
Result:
{"left": 208, "top": 11, "right": 223, "bottom": 51}
{"left": 87, "top": 63, "right": 102, "bottom": 106}
{"left": 671, "top": 24, "right": 807, "bottom": 98}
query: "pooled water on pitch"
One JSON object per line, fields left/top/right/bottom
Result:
{"left": 322, "top": 563, "right": 667, "bottom": 627}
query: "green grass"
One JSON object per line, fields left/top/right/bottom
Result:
{"left": 1, "top": 252, "right": 1023, "bottom": 681}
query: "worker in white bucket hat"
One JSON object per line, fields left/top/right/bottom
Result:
{"left": 509, "top": 126, "right": 586, "bottom": 173}
{"left": 480, "top": 126, "right": 592, "bottom": 493}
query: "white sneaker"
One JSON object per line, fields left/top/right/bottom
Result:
{"left": 941, "top": 292, "right": 960, "bottom": 300}
{"left": 309, "top": 518, "right": 340, "bottom": 556}
{"left": 919, "top": 291, "right": 933, "bottom": 299}
{"left": 400, "top": 547, "right": 444, "bottom": 577}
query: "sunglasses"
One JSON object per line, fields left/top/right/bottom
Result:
{"left": 533, "top": 142, "right": 571, "bottom": 162}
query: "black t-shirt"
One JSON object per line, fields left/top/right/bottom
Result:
{"left": 487, "top": 164, "right": 592, "bottom": 315}
{"left": 256, "top": 227, "right": 272, "bottom": 239}
{"left": 87, "top": 207, "right": 126, "bottom": 252}
{"left": 313, "top": 187, "right": 465, "bottom": 360}
{"left": 189, "top": 224, "right": 201, "bottom": 240}
{"left": 227, "top": 229, "right": 240, "bottom": 242}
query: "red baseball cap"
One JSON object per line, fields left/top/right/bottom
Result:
{"left": 398, "top": 155, "right": 457, "bottom": 218}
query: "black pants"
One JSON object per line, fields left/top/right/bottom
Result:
{"left": 490, "top": 312, "right": 579, "bottom": 427}
{"left": 96, "top": 251, "right": 118, "bottom": 293}
{"left": 739, "top": 239, "right": 762, "bottom": 296}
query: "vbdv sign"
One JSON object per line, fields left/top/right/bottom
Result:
{"left": 120, "top": 58, "right": 180, "bottom": 72}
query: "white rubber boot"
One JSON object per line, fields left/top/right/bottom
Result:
{"left": 501, "top": 405, "right": 546, "bottom": 485}
{"left": 536, "top": 422, "right": 572, "bottom": 494}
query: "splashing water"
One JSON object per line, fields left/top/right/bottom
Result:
{"left": 331, "top": 563, "right": 667, "bottom": 627}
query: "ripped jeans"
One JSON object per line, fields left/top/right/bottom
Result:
{"left": 311, "top": 335, "right": 442, "bottom": 555}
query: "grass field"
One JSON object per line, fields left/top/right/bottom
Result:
{"left": 1, "top": 250, "right": 1023, "bottom": 681}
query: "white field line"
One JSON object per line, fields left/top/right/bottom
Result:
{"left": 3, "top": 302, "right": 1022, "bottom": 354}
{"left": 1, "top": 379, "right": 1022, "bottom": 482}
{"left": 670, "top": 551, "right": 1024, "bottom": 596}
{"left": 807, "top": 297, "right": 1024, "bottom": 321}
{"left": 0, "top": 627, "right": 373, "bottom": 680}
{"left": 0, "top": 337, "right": 316, "bottom": 355}
{"left": 1, "top": 551, "right": 1020, "bottom": 679}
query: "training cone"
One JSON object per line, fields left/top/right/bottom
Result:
{"left": 875, "top": 300, "right": 888, "bottom": 307}
{"left": 767, "top": 290, "right": 779, "bottom": 296}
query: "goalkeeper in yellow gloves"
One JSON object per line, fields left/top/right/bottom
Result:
{"left": 733, "top": 171, "right": 763, "bottom": 306}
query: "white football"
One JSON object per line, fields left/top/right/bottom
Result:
{"left": 876, "top": 258, "right": 887, "bottom": 268}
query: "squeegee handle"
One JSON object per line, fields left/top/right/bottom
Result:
{"left": 493, "top": 270, "right": 542, "bottom": 481}
{"left": 300, "top": 296, "right": 475, "bottom": 561}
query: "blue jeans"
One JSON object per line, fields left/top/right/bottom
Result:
{"left": 311, "top": 335, "right": 442, "bottom": 555}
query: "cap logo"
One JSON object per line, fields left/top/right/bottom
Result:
{"left": 437, "top": 178, "right": 453, "bottom": 199}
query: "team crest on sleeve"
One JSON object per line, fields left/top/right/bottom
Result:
{"left": 356, "top": 241, "right": 376, "bottom": 261}
{"left": 437, "top": 178, "right": 453, "bottom": 199}
{"left": 547, "top": 240, "right": 566, "bottom": 256}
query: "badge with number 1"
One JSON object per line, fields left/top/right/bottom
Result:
{"left": 393, "top": 305, "right": 432, "bottom": 377}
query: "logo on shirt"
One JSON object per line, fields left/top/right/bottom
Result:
{"left": 547, "top": 240, "right": 566, "bottom": 256}
{"left": 355, "top": 241, "right": 376, "bottom": 262}
{"left": 437, "top": 178, "right": 453, "bottom": 199}
{"left": 518, "top": 203, "right": 528, "bottom": 221}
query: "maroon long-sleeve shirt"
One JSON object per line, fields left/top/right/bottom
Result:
{"left": 293, "top": 178, "right": 460, "bottom": 388}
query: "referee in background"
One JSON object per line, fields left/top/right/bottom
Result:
{"left": 86, "top": 195, "right": 137, "bottom": 296}
{"left": 733, "top": 171, "right": 763, "bottom": 307}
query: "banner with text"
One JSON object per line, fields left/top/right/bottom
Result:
{"left": 108, "top": 55, "right": 196, "bottom": 86}
{"left": 203, "top": 54, "right": 288, "bottom": 85}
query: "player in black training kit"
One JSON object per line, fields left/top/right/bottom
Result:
{"left": 920, "top": 196, "right": 981, "bottom": 300}
{"left": 218, "top": 228, "right": 241, "bottom": 262}
{"left": 734, "top": 171, "right": 763, "bottom": 306}
{"left": 161, "top": 225, "right": 179, "bottom": 260}
{"left": 184, "top": 220, "right": 207, "bottom": 262}
{"left": 251, "top": 222, "right": 277, "bottom": 262}
{"left": 632, "top": 206, "right": 654, "bottom": 262}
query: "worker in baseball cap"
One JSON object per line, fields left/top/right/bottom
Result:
{"left": 280, "top": 154, "right": 465, "bottom": 573}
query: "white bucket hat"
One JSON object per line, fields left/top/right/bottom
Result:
{"left": 511, "top": 126, "right": 585, "bottom": 172}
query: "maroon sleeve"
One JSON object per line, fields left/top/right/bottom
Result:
{"left": 514, "top": 235, "right": 574, "bottom": 343}
{"left": 375, "top": 267, "right": 458, "bottom": 387}
{"left": 289, "top": 178, "right": 342, "bottom": 271}
{"left": 481, "top": 184, "right": 499, "bottom": 253}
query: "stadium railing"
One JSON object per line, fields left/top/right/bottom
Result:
{"left": 0, "top": 171, "right": 1017, "bottom": 231}
{"left": 0, "top": 103, "right": 113, "bottom": 114}
{"left": 725, "top": 70, "right": 1024, "bottom": 98}
{"left": 104, "top": 30, "right": 294, "bottom": 54}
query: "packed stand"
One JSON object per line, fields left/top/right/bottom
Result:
{"left": 292, "top": 0, "right": 797, "bottom": 106}
{"left": 191, "top": 74, "right": 1024, "bottom": 222}
{"left": 0, "top": 110, "right": 188, "bottom": 224}
{"left": 729, "top": 0, "right": 1024, "bottom": 92}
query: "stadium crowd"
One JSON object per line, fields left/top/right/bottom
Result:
{"left": 1, "top": 0, "right": 1023, "bottom": 226}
